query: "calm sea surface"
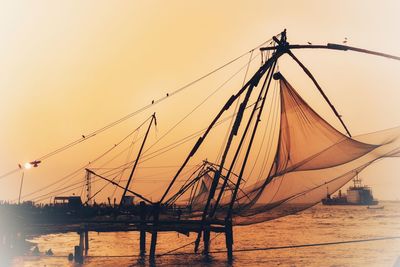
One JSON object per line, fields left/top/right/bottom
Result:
{"left": 7, "top": 202, "right": 400, "bottom": 267}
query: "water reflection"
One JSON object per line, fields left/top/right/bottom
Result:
{"left": 11, "top": 202, "right": 400, "bottom": 266}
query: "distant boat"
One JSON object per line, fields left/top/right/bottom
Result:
{"left": 322, "top": 173, "right": 378, "bottom": 206}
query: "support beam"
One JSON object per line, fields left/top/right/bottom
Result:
{"left": 287, "top": 50, "right": 351, "bottom": 137}
{"left": 120, "top": 113, "right": 156, "bottom": 206}
{"left": 226, "top": 60, "right": 277, "bottom": 219}
{"left": 225, "top": 219, "right": 233, "bottom": 262}
{"left": 84, "top": 229, "right": 89, "bottom": 255}
{"left": 86, "top": 169, "right": 153, "bottom": 204}
{"left": 160, "top": 49, "right": 283, "bottom": 204}
{"left": 149, "top": 205, "right": 160, "bottom": 262}
{"left": 203, "top": 227, "right": 210, "bottom": 256}
{"left": 85, "top": 170, "right": 92, "bottom": 206}
{"left": 74, "top": 230, "right": 84, "bottom": 263}
{"left": 212, "top": 59, "right": 277, "bottom": 217}
{"left": 139, "top": 201, "right": 147, "bottom": 256}
{"left": 79, "top": 231, "right": 84, "bottom": 252}
{"left": 260, "top": 43, "right": 400, "bottom": 61}
{"left": 18, "top": 172, "right": 24, "bottom": 205}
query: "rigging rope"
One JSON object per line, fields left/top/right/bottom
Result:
{"left": 143, "top": 51, "right": 262, "bottom": 159}
{"left": 7, "top": 44, "right": 274, "bottom": 203}
{"left": 17, "top": 116, "right": 152, "bottom": 202}
{"left": 110, "top": 130, "right": 139, "bottom": 199}
{"left": 27, "top": 236, "right": 400, "bottom": 259}
{"left": 91, "top": 101, "right": 260, "bottom": 181}
{"left": 216, "top": 49, "right": 255, "bottom": 163}
{"left": 0, "top": 36, "right": 276, "bottom": 182}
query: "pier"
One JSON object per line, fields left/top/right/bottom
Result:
{"left": 1, "top": 202, "right": 233, "bottom": 263}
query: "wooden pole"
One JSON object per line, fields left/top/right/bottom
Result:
{"left": 84, "top": 229, "right": 89, "bottom": 255}
{"left": 160, "top": 50, "right": 283, "bottom": 204}
{"left": 139, "top": 201, "right": 147, "bottom": 256}
{"left": 120, "top": 114, "right": 156, "bottom": 206}
{"left": 74, "top": 230, "right": 84, "bottom": 263}
{"left": 260, "top": 43, "right": 400, "bottom": 61}
{"left": 226, "top": 60, "right": 277, "bottom": 219}
{"left": 149, "top": 205, "right": 159, "bottom": 262}
{"left": 203, "top": 226, "right": 210, "bottom": 256}
{"left": 18, "top": 172, "right": 24, "bottom": 205}
{"left": 79, "top": 231, "right": 84, "bottom": 252}
{"left": 286, "top": 50, "right": 351, "bottom": 137}
{"left": 212, "top": 59, "right": 276, "bottom": 217}
{"left": 225, "top": 219, "right": 233, "bottom": 262}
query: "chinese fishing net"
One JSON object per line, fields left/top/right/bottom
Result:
{"left": 188, "top": 75, "right": 400, "bottom": 225}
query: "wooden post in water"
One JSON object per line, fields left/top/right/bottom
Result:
{"left": 74, "top": 245, "right": 83, "bottom": 263}
{"left": 203, "top": 226, "right": 210, "bottom": 256}
{"left": 79, "top": 229, "right": 84, "bottom": 251}
{"left": 79, "top": 230, "right": 85, "bottom": 253}
{"left": 149, "top": 204, "right": 159, "bottom": 262}
{"left": 84, "top": 227, "right": 89, "bottom": 255}
{"left": 74, "top": 228, "right": 84, "bottom": 263}
{"left": 225, "top": 219, "right": 233, "bottom": 262}
{"left": 139, "top": 201, "right": 147, "bottom": 256}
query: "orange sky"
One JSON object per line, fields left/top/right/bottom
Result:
{"left": 1, "top": 1, "right": 400, "bottom": 202}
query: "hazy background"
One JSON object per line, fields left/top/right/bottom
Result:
{"left": 1, "top": 1, "right": 399, "bottom": 202}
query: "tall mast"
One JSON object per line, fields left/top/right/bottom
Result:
{"left": 210, "top": 59, "right": 276, "bottom": 217}
{"left": 226, "top": 59, "right": 277, "bottom": 219}
{"left": 159, "top": 48, "right": 283, "bottom": 204}
{"left": 119, "top": 113, "right": 157, "bottom": 206}
{"left": 192, "top": 31, "right": 287, "bottom": 252}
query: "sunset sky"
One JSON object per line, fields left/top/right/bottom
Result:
{"left": 1, "top": 1, "right": 400, "bottom": 202}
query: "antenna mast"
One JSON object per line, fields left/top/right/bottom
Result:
{"left": 85, "top": 169, "right": 92, "bottom": 205}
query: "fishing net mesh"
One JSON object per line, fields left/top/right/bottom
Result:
{"left": 188, "top": 76, "right": 400, "bottom": 225}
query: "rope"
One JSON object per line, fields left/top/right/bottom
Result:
{"left": 18, "top": 117, "right": 151, "bottom": 202}
{"left": 22, "top": 236, "right": 400, "bottom": 259}
{"left": 215, "top": 236, "right": 400, "bottom": 254}
{"left": 93, "top": 101, "right": 260, "bottom": 181}
{"left": 216, "top": 49, "right": 254, "bottom": 163}
{"left": 159, "top": 233, "right": 222, "bottom": 257}
{"left": 0, "top": 36, "right": 276, "bottom": 182}
{"left": 143, "top": 52, "right": 262, "bottom": 158}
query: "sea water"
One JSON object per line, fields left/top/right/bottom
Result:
{"left": 8, "top": 202, "right": 400, "bottom": 267}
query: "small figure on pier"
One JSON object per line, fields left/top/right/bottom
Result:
{"left": 32, "top": 245, "right": 40, "bottom": 256}
{"left": 45, "top": 248, "right": 53, "bottom": 256}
